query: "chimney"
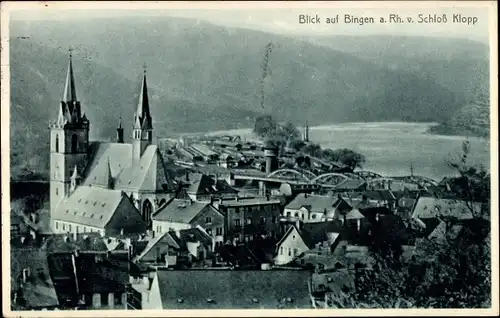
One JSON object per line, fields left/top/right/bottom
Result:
{"left": 295, "top": 219, "right": 301, "bottom": 231}
{"left": 357, "top": 219, "right": 361, "bottom": 233}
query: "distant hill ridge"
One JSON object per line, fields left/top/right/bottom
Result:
{"left": 9, "top": 16, "right": 489, "bottom": 180}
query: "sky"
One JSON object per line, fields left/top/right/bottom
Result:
{"left": 5, "top": 2, "right": 493, "bottom": 42}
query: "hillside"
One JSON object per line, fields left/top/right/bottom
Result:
{"left": 9, "top": 16, "right": 489, "bottom": 179}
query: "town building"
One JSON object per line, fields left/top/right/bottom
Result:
{"left": 140, "top": 269, "right": 313, "bottom": 309}
{"left": 52, "top": 186, "right": 147, "bottom": 237}
{"left": 212, "top": 196, "right": 282, "bottom": 244}
{"left": 274, "top": 220, "right": 343, "bottom": 266}
{"left": 282, "top": 193, "right": 336, "bottom": 223}
{"left": 49, "top": 54, "right": 176, "bottom": 232}
{"left": 151, "top": 199, "right": 224, "bottom": 245}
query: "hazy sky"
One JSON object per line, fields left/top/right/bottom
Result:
{"left": 5, "top": 2, "right": 493, "bottom": 42}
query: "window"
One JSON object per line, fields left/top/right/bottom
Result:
{"left": 216, "top": 227, "right": 222, "bottom": 235}
{"left": 288, "top": 248, "right": 291, "bottom": 256}
{"left": 76, "top": 226, "right": 79, "bottom": 233}
{"left": 56, "top": 187, "right": 59, "bottom": 195}
{"left": 294, "top": 212, "right": 299, "bottom": 217}
{"left": 292, "top": 235, "right": 296, "bottom": 240}
{"left": 235, "top": 219, "right": 241, "bottom": 227}
{"left": 286, "top": 212, "right": 291, "bottom": 217}
{"left": 71, "top": 134, "right": 78, "bottom": 153}
{"left": 62, "top": 223, "right": 66, "bottom": 231}
{"left": 246, "top": 218, "right": 252, "bottom": 225}
{"left": 272, "top": 217, "right": 276, "bottom": 224}
{"left": 55, "top": 222, "right": 59, "bottom": 230}
{"left": 101, "top": 293, "right": 109, "bottom": 306}
{"left": 157, "top": 226, "right": 162, "bottom": 233}
{"left": 205, "top": 217, "right": 212, "bottom": 223}
{"left": 312, "top": 214, "right": 317, "bottom": 219}
{"left": 68, "top": 224, "right": 72, "bottom": 232}
{"left": 294, "top": 248, "right": 298, "bottom": 256}
{"left": 55, "top": 135, "right": 60, "bottom": 152}
{"left": 206, "top": 228, "right": 212, "bottom": 235}
{"left": 260, "top": 217, "right": 265, "bottom": 224}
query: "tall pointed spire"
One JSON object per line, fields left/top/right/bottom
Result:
{"left": 134, "top": 63, "right": 152, "bottom": 130}
{"left": 62, "top": 48, "right": 77, "bottom": 103}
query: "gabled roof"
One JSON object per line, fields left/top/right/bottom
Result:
{"left": 11, "top": 248, "right": 59, "bottom": 309}
{"left": 155, "top": 270, "right": 312, "bottom": 309}
{"left": 152, "top": 199, "right": 212, "bottom": 224}
{"left": 53, "top": 186, "right": 130, "bottom": 228}
{"left": 285, "top": 193, "right": 336, "bottom": 213}
{"left": 114, "top": 145, "right": 175, "bottom": 192}
{"left": 177, "top": 227, "right": 213, "bottom": 248}
{"left": 82, "top": 142, "right": 132, "bottom": 187}
{"left": 345, "top": 209, "right": 365, "bottom": 220}
{"left": 411, "top": 196, "right": 480, "bottom": 220}
{"left": 300, "top": 221, "right": 344, "bottom": 249}
{"left": 133, "top": 232, "right": 180, "bottom": 262}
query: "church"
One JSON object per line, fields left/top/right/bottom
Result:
{"left": 49, "top": 53, "right": 176, "bottom": 235}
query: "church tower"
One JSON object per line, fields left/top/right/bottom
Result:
{"left": 132, "top": 65, "right": 153, "bottom": 163}
{"left": 49, "top": 51, "right": 90, "bottom": 216}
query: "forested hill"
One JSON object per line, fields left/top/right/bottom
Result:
{"left": 9, "top": 16, "right": 489, "bottom": 180}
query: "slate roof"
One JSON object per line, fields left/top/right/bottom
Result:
{"left": 218, "top": 196, "right": 281, "bottom": 207}
{"left": 187, "top": 174, "right": 238, "bottom": 196}
{"left": 82, "top": 142, "right": 132, "bottom": 186}
{"left": 411, "top": 196, "right": 481, "bottom": 220}
{"left": 363, "top": 190, "right": 397, "bottom": 201}
{"left": 152, "top": 199, "right": 212, "bottom": 223}
{"left": 291, "top": 220, "right": 344, "bottom": 249}
{"left": 114, "top": 145, "right": 175, "bottom": 192}
{"left": 345, "top": 209, "right": 365, "bottom": 220}
{"left": 11, "top": 248, "right": 59, "bottom": 309}
{"left": 132, "top": 232, "right": 180, "bottom": 262}
{"left": 177, "top": 227, "right": 212, "bottom": 247}
{"left": 44, "top": 233, "right": 109, "bottom": 253}
{"left": 53, "top": 186, "right": 128, "bottom": 228}
{"left": 286, "top": 193, "right": 336, "bottom": 212}
{"left": 155, "top": 270, "right": 312, "bottom": 309}
{"left": 82, "top": 143, "right": 175, "bottom": 193}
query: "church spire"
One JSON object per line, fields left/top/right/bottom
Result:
{"left": 134, "top": 63, "right": 152, "bottom": 130}
{"left": 62, "top": 49, "right": 77, "bottom": 103}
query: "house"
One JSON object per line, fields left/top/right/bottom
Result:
{"left": 213, "top": 196, "right": 282, "bottom": 244}
{"left": 274, "top": 221, "right": 343, "bottom": 265}
{"left": 44, "top": 233, "right": 131, "bottom": 309}
{"left": 283, "top": 193, "right": 336, "bottom": 223}
{"left": 411, "top": 196, "right": 483, "bottom": 221}
{"left": 362, "top": 190, "right": 397, "bottom": 209}
{"left": 52, "top": 186, "right": 147, "bottom": 237}
{"left": 132, "top": 227, "right": 213, "bottom": 268}
{"left": 143, "top": 270, "right": 313, "bottom": 309}
{"left": 11, "top": 248, "right": 60, "bottom": 310}
{"left": 186, "top": 173, "right": 238, "bottom": 202}
{"left": 151, "top": 199, "right": 222, "bottom": 236}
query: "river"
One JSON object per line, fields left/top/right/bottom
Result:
{"left": 204, "top": 122, "right": 491, "bottom": 181}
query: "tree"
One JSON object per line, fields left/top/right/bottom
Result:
{"left": 326, "top": 148, "right": 366, "bottom": 170}
{"left": 282, "top": 121, "right": 301, "bottom": 141}
{"left": 253, "top": 115, "right": 278, "bottom": 138}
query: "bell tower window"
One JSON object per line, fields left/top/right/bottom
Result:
{"left": 71, "top": 134, "right": 78, "bottom": 153}
{"left": 55, "top": 135, "right": 60, "bottom": 153}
